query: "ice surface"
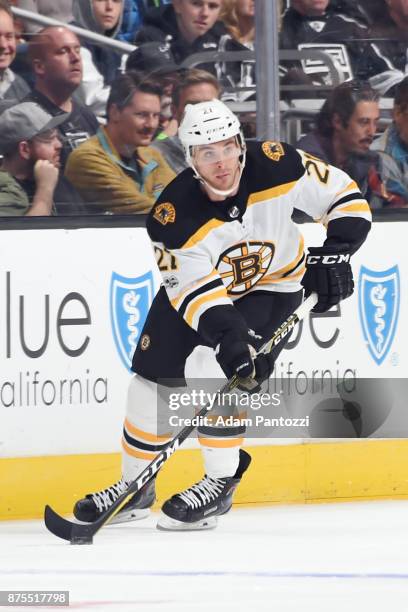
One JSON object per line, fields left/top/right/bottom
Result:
{"left": 1, "top": 501, "right": 408, "bottom": 611}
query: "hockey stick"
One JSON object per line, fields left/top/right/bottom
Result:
{"left": 44, "top": 292, "right": 318, "bottom": 544}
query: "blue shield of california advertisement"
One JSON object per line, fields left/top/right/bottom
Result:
{"left": 358, "top": 265, "right": 400, "bottom": 365}
{"left": 110, "top": 271, "right": 154, "bottom": 371}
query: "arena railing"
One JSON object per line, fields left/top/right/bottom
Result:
{"left": 0, "top": 208, "right": 406, "bottom": 232}
{"left": 11, "top": 6, "right": 136, "bottom": 53}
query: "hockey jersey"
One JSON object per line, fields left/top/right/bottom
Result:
{"left": 280, "top": 8, "right": 393, "bottom": 86}
{"left": 146, "top": 141, "right": 371, "bottom": 348}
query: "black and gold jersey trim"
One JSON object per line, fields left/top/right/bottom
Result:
{"left": 177, "top": 278, "right": 225, "bottom": 318}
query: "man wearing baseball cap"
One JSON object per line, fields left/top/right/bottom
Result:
{"left": 0, "top": 101, "right": 86, "bottom": 216}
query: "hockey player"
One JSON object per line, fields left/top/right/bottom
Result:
{"left": 74, "top": 99, "right": 371, "bottom": 530}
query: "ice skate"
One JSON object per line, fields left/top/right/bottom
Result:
{"left": 73, "top": 477, "right": 155, "bottom": 524}
{"left": 157, "top": 449, "right": 251, "bottom": 531}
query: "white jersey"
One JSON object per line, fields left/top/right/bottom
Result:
{"left": 147, "top": 140, "right": 371, "bottom": 336}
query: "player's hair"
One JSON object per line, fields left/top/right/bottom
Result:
{"left": 394, "top": 76, "right": 408, "bottom": 112}
{"left": 172, "top": 69, "right": 221, "bottom": 108}
{"left": 317, "top": 80, "right": 379, "bottom": 136}
{"left": 0, "top": 0, "right": 13, "bottom": 18}
{"left": 106, "top": 71, "right": 163, "bottom": 119}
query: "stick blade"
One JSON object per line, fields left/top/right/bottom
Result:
{"left": 44, "top": 505, "right": 93, "bottom": 544}
{"left": 44, "top": 504, "right": 75, "bottom": 541}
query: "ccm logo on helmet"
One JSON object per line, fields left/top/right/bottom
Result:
{"left": 307, "top": 254, "right": 350, "bottom": 265}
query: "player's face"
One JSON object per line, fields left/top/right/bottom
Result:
{"left": 27, "top": 129, "right": 62, "bottom": 168}
{"left": 0, "top": 10, "right": 16, "bottom": 72}
{"left": 393, "top": 103, "right": 408, "bottom": 145}
{"left": 174, "top": 82, "right": 220, "bottom": 122}
{"left": 173, "top": 0, "right": 222, "bottom": 43}
{"left": 92, "top": 0, "right": 123, "bottom": 31}
{"left": 35, "top": 28, "right": 83, "bottom": 88}
{"left": 292, "top": 0, "right": 329, "bottom": 16}
{"left": 335, "top": 101, "right": 379, "bottom": 154}
{"left": 194, "top": 137, "right": 241, "bottom": 194}
{"left": 116, "top": 91, "right": 161, "bottom": 147}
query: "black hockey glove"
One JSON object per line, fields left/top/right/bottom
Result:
{"left": 216, "top": 333, "right": 274, "bottom": 392}
{"left": 216, "top": 334, "right": 255, "bottom": 380}
{"left": 301, "top": 244, "right": 354, "bottom": 313}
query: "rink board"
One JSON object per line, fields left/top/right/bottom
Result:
{"left": 0, "top": 222, "right": 407, "bottom": 519}
{"left": 2, "top": 440, "right": 408, "bottom": 520}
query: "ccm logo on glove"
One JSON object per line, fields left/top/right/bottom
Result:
{"left": 301, "top": 244, "right": 353, "bottom": 313}
{"left": 307, "top": 253, "right": 351, "bottom": 265}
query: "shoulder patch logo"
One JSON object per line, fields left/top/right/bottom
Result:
{"left": 153, "top": 202, "right": 176, "bottom": 225}
{"left": 262, "top": 141, "right": 285, "bottom": 162}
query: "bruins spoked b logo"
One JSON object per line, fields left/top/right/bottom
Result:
{"left": 217, "top": 241, "right": 275, "bottom": 295}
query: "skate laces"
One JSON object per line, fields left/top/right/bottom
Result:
{"left": 178, "top": 476, "right": 226, "bottom": 509}
{"left": 90, "top": 479, "right": 129, "bottom": 513}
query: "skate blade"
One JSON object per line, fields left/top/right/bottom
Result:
{"left": 156, "top": 512, "right": 218, "bottom": 531}
{"left": 74, "top": 508, "right": 150, "bottom": 526}
{"left": 110, "top": 507, "right": 151, "bottom": 525}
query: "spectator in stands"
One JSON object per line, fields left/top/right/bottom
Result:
{"left": 280, "top": 0, "right": 393, "bottom": 90}
{"left": 72, "top": 0, "right": 125, "bottom": 117}
{"left": 126, "top": 41, "right": 181, "bottom": 136}
{"left": 18, "top": 0, "right": 74, "bottom": 34}
{"left": 220, "top": 0, "right": 254, "bottom": 47}
{"left": 368, "top": 0, "right": 408, "bottom": 96}
{"left": 372, "top": 76, "right": 408, "bottom": 207}
{"left": 297, "top": 80, "right": 408, "bottom": 208}
{"left": 26, "top": 26, "right": 99, "bottom": 168}
{"left": 329, "top": 0, "right": 384, "bottom": 26}
{"left": 152, "top": 68, "right": 221, "bottom": 174}
{"left": 0, "top": 101, "right": 87, "bottom": 216}
{"left": 217, "top": 0, "right": 255, "bottom": 101}
{"left": 119, "top": 0, "right": 173, "bottom": 41}
{"left": 65, "top": 71, "right": 175, "bottom": 213}
{"left": 134, "top": 0, "right": 240, "bottom": 89}
{"left": 0, "top": 0, "right": 29, "bottom": 100}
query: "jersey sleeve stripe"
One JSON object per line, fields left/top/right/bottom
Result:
{"left": 170, "top": 269, "right": 218, "bottom": 310}
{"left": 191, "top": 297, "right": 232, "bottom": 331}
{"left": 181, "top": 218, "right": 224, "bottom": 250}
{"left": 326, "top": 191, "right": 365, "bottom": 215}
{"left": 177, "top": 278, "right": 225, "bottom": 318}
{"left": 334, "top": 180, "right": 359, "bottom": 198}
{"left": 185, "top": 287, "right": 229, "bottom": 328}
{"left": 247, "top": 180, "right": 298, "bottom": 206}
{"left": 336, "top": 202, "right": 371, "bottom": 213}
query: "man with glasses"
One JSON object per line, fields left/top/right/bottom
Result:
{"left": 65, "top": 71, "right": 175, "bottom": 214}
{"left": 0, "top": 101, "right": 86, "bottom": 216}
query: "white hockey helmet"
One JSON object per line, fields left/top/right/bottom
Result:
{"left": 178, "top": 99, "right": 246, "bottom": 197}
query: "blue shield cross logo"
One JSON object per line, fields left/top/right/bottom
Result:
{"left": 358, "top": 265, "right": 400, "bottom": 365}
{"left": 110, "top": 271, "right": 155, "bottom": 371}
